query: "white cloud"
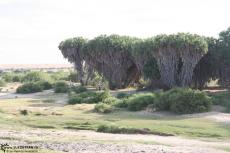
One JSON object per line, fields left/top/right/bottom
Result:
{"left": 0, "top": 0, "right": 230, "bottom": 64}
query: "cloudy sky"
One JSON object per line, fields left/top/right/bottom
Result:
{"left": 0, "top": 0, "right": 230, "bottom": 64}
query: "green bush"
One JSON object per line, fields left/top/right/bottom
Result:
{"left": 67, "top": 90, "right": 114, "bottom": 105}
{"left": 23, "top": 71, "right": 52, "bottom": 82}
{"left": 37, "top": 81, "right": 53, "bottom": 90}
{"left": 95, "top": 103, "right": 114, "bottom": 113}
{"left": 93, "top": 90, "right": 111, "bottom": 102}
{"left": 97, "top": 124, "right": 141, "bottom": 134}
{"left": 16, "top": 83, "right": 43, "bottom": 94}
{"left": 112, "top": 99, "right": 128, "bottom": 108}
{"left": 157, "top": 88, "right": 212, "bottom": 114}
{"left": 103, "top": 97, "right": 119, "bottom": 104}
{"left": 116, "top": 92, "right": 129, "bottom": 99}
{"left": 125, "top": 93, "right": 156, "bottom": 111}
{"left": 54, "top": 81, "right": 69, "bottom": 93}
{"left": 68, "top": 95, "right": 84, "bottom": 104}
{"left": 211, "top": 91, "right": 230, "bottom": 113}
{"left": 20, "top": 110, "right": 28, "bottom": 115}
{"left": 0, "top": 79, "right": 6, "bottom": 87}
{"left": 70, "top": 86, "right": 87, "bottom": 93}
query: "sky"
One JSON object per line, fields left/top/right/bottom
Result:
{"left": 0, "top": 0, "right": 230, "bottom": 64}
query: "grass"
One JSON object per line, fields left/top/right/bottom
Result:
{"left": 0, "top": 96, "right": 229, "bottom": 139}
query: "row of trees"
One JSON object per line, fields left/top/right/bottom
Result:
{"left": 59, "top": 27, "right": 230, "bottom": 89}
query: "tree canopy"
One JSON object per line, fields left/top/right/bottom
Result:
{"left": 59, "top": 28, "right": 230, "bottom": 89}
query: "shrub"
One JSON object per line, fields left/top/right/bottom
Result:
{"left": 54, "top": 81, "right": 69, "bottom": 93}
{"left": 68, "top": 95, "right": 84, "bottom": 104}
{"left": 22, "top": 71, "right": 52, "bottom": 82}
{"left": 0, "top": 79, "right": 6, "bottom": 87}
{"left": 103, "top": 97, "right": 119, "bottom": 104}
{"left": 70, "top": 86, "right": 87, "bottom": 93}
{"left": 20, "top": 110, "right": 28, "bottom": 115}
{"left": 112, "top": 99, "right": 128, "bottom": 108}
{"left": 157, "top": 88, "right": 212, "bottom": 114}
{"left": 211, "top": 91, "right": 230, "bottom": 112}
{"left": 67, "top": 90, "right": 113, "bottom": 105}
{"left": 97, "top": 124, "right": 144, "bottom": 134}
{"left": 95, "top": 103, "right": 114, "bottom": 113}
{"left": 2, "top": 72, "right": 14, "bottom": 82}
{"left": 116, "top": 92, "right": 129, "bottom": 99}
{"left": 37, "top": 81, "right": 53, "bottom": 90}
{"left": 125, "top": 93, "right": 156, "bottom": 111}
{"left": 16, "top": 82, "right": 43, "bottom": 94}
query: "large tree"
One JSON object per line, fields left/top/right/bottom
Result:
{"left": 81, "top": 35, "right": 140, "bottom": 89}
{"left": 144, "top": 33, "right": 208, "bottom": 88}
{"left": 58, "top": 37, "right": 93, "bottom": 85}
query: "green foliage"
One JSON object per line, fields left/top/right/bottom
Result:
{"left": 0, "top": 79, "right": 6, "bottom": 87}
{"left": 20, "top": 110, "right": 28, "bottom": 115}
{"left": 50, "top": 71, "right": 69, "bottom": 81}
{"left": 16, "top": 82, "right": 43, "bottom": 94}
{"left": 59, "top": 37, "right": 87, "bottom": 50}
{"left": 211, "top": 91, "right": 230, "bottom": 112}
{"left": 94, "top": 103, "right": 114, "bottom": 113}
{"left": 152, "top": 33, "right": 208, "bottom": 53}
{"left": 82, "top": 35, "right": 140, "bottom": 55}
{"left": 68, "top": 71, "right": 78, "bottom": 82}
{"left": 102, "top": 97, "right": 119, "bottom": 104}
{"left": 23, "top": 71, "right": 52, "bottom": 82}
{"left": 143, "top": 58, "right": 160, "bottom": 80}
{"left": 116, "top": 92, "right": 130, "bottom": 99}
{"left": 37, "top": 81, "right": 53, "bottom": 90}
{"left": 156, "top": 88, "right": 212, "bottom": 114}
{"left": 68, "top": 96, "right": 84, "bottom": 104}
{"left": 68, "top": 90, "right": 111, "bottom": 104}
{"left": 54, "top": 81, "right": 69, "bottom": 93}
{"left": 70, "top": 85, "right": 87, "bottom": 93}
{"left": 125, "top": 93, "right": 156, "bottom": 111}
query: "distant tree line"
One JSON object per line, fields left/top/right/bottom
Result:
{"left": 59, "top": 27, "right": 230, "bottom": 90}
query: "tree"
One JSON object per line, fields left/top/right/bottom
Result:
{"left": 58, "top": 37, "right": 93, "bottom": 85}
{"left": 82, "top": 35, "right": 140, "bottom": 89}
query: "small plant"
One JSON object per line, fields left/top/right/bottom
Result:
{"left": 16, "top": 82, "right": 43, "bottom": 94}
{"left": 54, "top": 81, "right": 69, "bottom": 93}
{"left": 95, "top": 103, "right": 114, "bottom": 113}
{"left": 20, "top": 109, "right": 28, "bottom": 115}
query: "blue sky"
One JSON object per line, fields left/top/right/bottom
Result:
{"left": 0, "top": 0, "right": 230, "bottom": 64}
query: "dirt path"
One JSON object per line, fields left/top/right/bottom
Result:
{"left": 0, "top": 129, "right": 229, "bottom": 153}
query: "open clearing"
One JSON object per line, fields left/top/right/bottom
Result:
{"left": 0, "top": 89, "right": 229, "bottom": 153}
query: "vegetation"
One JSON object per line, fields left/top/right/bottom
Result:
{"left": 54, "top": 81, "right": 69, "bottom": 93}
{"left": 16, "top": 82, "right": 43, "bottom": 93}
{"left": 94, "top": 103, "right": 114, "bottom": 113}
{"left": 68, "top": 90, "right": 111, "bottom": 104}
{"left": 124, "top": 93, "right": 156, "bottom": 111}
{"left": 156, "top": 88, "right": 211, "bottom": 114}
{"left": 0, "top": 79, "right": 6, "bottom": 87}
{"left": 211, "top": 91, "right": 230, "bottom": 112}
{"left": 59, "top": 27, "right": 230, "bottom": 89}
{"left": 70, "top": 85, "right": 87, "bottom": 93}
{"left": 116, "top": 92, "right": 130, "bottom": 99}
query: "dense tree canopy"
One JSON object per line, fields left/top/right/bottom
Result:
{"left": 82, "top": 35, "right": 140, "bottom": 89}
{"left": 59, "top": 27, "right": 230, "bottom": 89}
